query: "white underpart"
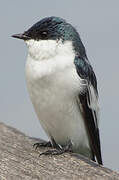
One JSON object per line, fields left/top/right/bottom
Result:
{"left": 25, "top": 39, "right": 92, "bottom": 158}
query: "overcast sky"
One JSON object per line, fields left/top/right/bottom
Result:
{"left": 1, "top": 0, "right": 119, "bottom": 172}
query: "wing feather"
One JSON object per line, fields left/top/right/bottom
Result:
{"left": 74, "top": 56, "right": 103, "bottom": 165}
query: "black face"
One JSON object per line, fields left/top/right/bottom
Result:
{"left": 23, "top": 17, "right": 68, "bottom": 41}
{"left": 12, "top": 17, "right": 66, "bottom": 41}
{"left": 12, "top": 16, "right": 81, "bottom": 43}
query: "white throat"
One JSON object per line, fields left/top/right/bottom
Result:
{"left": 25, "top": 39, "right": 75, "bottom": 61}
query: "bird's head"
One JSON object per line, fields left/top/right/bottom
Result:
{"left": 12, "top": 16, "right": 86, "bottom": 60}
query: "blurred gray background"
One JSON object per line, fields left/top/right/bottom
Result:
{"left": 1, "top": 0, "right": 119, "bottom": 172}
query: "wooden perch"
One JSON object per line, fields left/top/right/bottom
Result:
{"left": 0, "top": 122, "right": 118, "bottom": 180}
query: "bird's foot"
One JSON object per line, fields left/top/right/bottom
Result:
{"left": 39, "top": 141, "right": 72, "bottom": 156}
{"left": 33, "top": 141, "right": 52, "bottom": 150}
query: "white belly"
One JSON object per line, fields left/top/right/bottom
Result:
{"left": 25, "top": 56, "right": 91, "bottom": 157}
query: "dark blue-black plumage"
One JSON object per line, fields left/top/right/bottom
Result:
{"left": 25, "top": 17, "right": 86, "bottom": 56}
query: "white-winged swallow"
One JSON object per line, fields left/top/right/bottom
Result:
{"left": 12, "top": 16, "right": 103, "bottom": 165}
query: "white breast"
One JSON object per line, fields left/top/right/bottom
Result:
{"left": 25, "top": 39, "right": 91, "bottom": 158}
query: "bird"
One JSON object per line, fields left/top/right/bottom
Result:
{"left": 12, "top": 16, "right": 103, "bottom": 165}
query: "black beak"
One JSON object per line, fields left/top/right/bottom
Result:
{"left": 12, "top": 33, "right": 30, "bottom": 40}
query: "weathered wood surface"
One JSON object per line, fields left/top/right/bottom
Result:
{"left": 0, "top": 122, "right": 118, "bottom": 180}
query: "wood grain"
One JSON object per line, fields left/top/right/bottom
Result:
{"left": 0, "top": 122, "right": 118, "bottom": 180}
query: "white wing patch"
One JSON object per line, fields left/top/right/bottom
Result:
{"left": 87, "top": 84, "right": 100, "bottom": 127}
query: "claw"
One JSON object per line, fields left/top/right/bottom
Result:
{"left": 33, "top": 141, "right": 52, "bottom": 150}
{"left": 39, "top": 141, "right": 73, "bottom": 156}
{"left": 39, "top": 149, "right": 64, "bottom": 156}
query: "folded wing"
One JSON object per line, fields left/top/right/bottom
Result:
{"left": 74, "top": 56, "right": 103, "bottom": 165}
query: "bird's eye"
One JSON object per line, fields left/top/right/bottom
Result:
{"left": 41, "top": 31, "right": 48, "bottom": 39}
